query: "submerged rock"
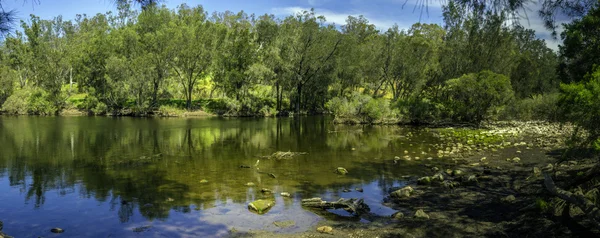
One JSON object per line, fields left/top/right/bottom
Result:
{"left": 261, "top": 188, "right": 273, "bottom": 194}
{"left": 248, "top": 199, "right": 275, "bottom": 214}
{"left": 50, "top": 228, "right": 65, "bottom": 233}
{"left": 245, "top": 182, "right": 256, "bottom": 186}
{"left": 414, "top": 209, "right": 430, "bottom": 219}
{"left": 273, "top": 220, "right": 296, "bottom": 228}
{"left": 355, "top": 188, "right": 364, "bottom": 192}
{"left": 199, "top": 179, "right": 209, "bottom": 183}
{"left": 336, "top": 167, "right": 349, "bottom": 175}
{"left": 464, "top": 175, "right": 478, "bottom": 185}
{"left": 280, "top": 192, "right": 291, "bottom": 197}
{"left": 512, "top": 157, "right": 521, "bottom": 163}
{"left": 317, "top": 226, "right": 333, "bottom": 234}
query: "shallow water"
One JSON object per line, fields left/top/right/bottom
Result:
{"left": 0, "top": 116, "right": 443, "bottom": 237}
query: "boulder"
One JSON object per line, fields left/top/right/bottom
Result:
{"left": 391, "top": 186, "right": 414, "bottom": 198}
{"left": 417, "top": 176, "right": 432, "bottom": 185}
{"left": 432, "top": 173, "right": 444, "bottom": 183}
{"left": 501, "top": 195, "right": 516, "bottom": 204}
{"left": 452, "top": 170, "right": 463, "bottom": 177}
{"left": 533, "top": 167, "right": 541, "bottom": 177}
{"left": 391, "top": 211, "right": 404, "bottom": 219}
{"left": 317, "top": 226, "right": 333, "bottom": 234}
{"left": 336, "top": 167, "right": 349, "bottom": 175}
{"left": 248, "top": 199, "right": 275, "bottom": 214}
{"left": 414, "top": 209, "right": 430, "bottom": 219}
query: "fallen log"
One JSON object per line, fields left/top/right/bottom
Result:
{"left": 301, "top": 197, "right": 369, "bottom": 215}
{"left": 264, "top": 151, "right": 308, "bottom": 160}
{"left": 544, "top": 173, "right": 600, "bottom": 225}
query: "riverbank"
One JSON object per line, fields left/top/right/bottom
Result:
{"left": 226, "top": 121, "right": 599, "bottom": 238}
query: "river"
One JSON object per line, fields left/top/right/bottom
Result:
{"left": 0, "top": 116, "right": 446, "bottom": 237}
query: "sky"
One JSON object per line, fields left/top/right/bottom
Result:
{"left": 1, "top": 0, "right": 563, "bottom": 50}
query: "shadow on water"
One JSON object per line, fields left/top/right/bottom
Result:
{"left": 0, "top": 116, "right": 441, "bottom": 236}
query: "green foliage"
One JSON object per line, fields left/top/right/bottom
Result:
{"left": 535, "top": 198, "right": 550, "bottom": 213}
{"left": 559, "top": 3, "right": 600, "bottom": 83}
{"left": 557, "top": 67, "right": 600, "bottom": 146}
{"left": 1, "top": 87, "right": 57, "bottom": 115}
{"left": 326, "top": 93, "right": 395, "bottom": 124}
{"left": 157, "top": 105, "right": 184, "bottom": 117}
{"left": 500, "top": 93, "right": 560, "bottom": 121}
{"left": 444, "top": 70, "right": 514, "bottom": 124}
{"left": 395, "top": 96, "right": 444, "bottom": 124}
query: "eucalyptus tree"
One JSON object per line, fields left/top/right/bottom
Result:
{"left": 211, "top": 11, "right": 257, "bottom": 101}
{"left": 170, "top": 4, "right": 216, "bottom": 110}
{"left": 136, "top": 5, "right": 175, "bottom": 108}
{"left": 279, "top": 9, "right": 341, "bottom": 113}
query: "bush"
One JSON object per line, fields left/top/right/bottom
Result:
{"left": 395, "top": 96, "right": 444, "bottom": 124}
{"left": 500, "top": 93, "right": 560, "bottom": 121}
{"left": 558, "top": 67, "right": 600, "bottom": 147}
{"left": 326, "top": 93, "right": 396, "bottom": 124}
{"left": 1, "top": 87, "right": 57, "bottom": 115}
{"left": 444, "top": 70, "right": 514, "bottom": 124}
{"left": 157, "top": 105, "right": 185, "bottom": 117}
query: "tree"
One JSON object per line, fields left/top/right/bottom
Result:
{"left": 559, "top": 2, "right": 600, "bottom": 83}
{"left": 444, "top": 70, "right": 514, "bottom": 123}
{"left": 280, "top": 9, "right": 341, "bottom": 113}
{"left": 170, "top": 4, "right": 215, "bottom": 110}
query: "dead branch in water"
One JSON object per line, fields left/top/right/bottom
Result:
{"left": 301, "top": 197, "right": 369, "bottom": 215}
{"left": 544, "top": 173, "right": 600, "bottom": 225}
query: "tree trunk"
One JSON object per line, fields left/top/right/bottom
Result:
{"left": 296, "top": 84, "right": 302, "bottom": 114}
{"left": 276, "top": 82, "right": 281, "bottom": 111}
{"left": 186, "top": 79, "right": 193, "bottom": 111}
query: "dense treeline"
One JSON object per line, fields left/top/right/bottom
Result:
{"left": 0, "top": 1, "right": 561, "bottom": 122}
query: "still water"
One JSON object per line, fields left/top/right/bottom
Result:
{"left": 0, "top": 116, "right": 440, "bottom": 237}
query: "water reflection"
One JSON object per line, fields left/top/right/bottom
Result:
{"left": 0, "top": 116, "right": 439, "bottom": 236}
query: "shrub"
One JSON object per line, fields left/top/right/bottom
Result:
{"left": 362, "top": 98, "right": 392, "bottom": 123}
{"left": 157, "top": 105, "right": 185, "bottom": 117}
{"left": 1, "top": 87, "right": 57, "bottom": 115}
{"left": 395, "top": 96, "right": 444, "bottom": 124}
{"left": 557, "top": 67, "right": 600, "bottom": 148}
{"left": 500, "top": 93, "right": 560, "bottom": 121}
{"left": 444, "top": 70, "right": 514, "bottom": 124}
{"left": 326, "top": 93, "right": 395, "bottom": 124}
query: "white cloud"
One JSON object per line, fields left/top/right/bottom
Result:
{"left": 516, "top": 1, "right": 568, "bottom": 51}
{"left": 271, "top": 6, "right": 412, "bottom": 31}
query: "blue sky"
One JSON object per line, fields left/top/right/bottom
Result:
{"left": 2, "top": 0, "right": 561, "bottom": 50}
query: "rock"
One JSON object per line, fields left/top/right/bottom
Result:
{"left": 317, "top": 226, "right": 333, "bottom": 234}
{"left": 480, "top": 157, "right": 487, "bottom": 162}
{"left": 248, "top": 199, "right": 275, "bottom": 214}
{"left": 132, "top": 225, "right": 152, "bottom": 233}
{"left": 414, "top": 209, "right": 430, "bottom": 219}
{"left": 512, "top": 157, "right": 521, "bottom": 163}
{"left": 391, "top": 211, "right": 405, "bottom": 219}
{"left": 51, "top": 228, "right": 65, "bottom": 233}
{"left": 245, "top": 182, "right": 256, "bottom": 186}
{"left": 452, "top": 170, "right": 463, "bottom": 177}
{"left": 442, "top": 181, "right": 460, "bottom": 189}
{"left": 280, "top": 192, "right": 291, "bottom": 197}
{"left": 432, "top": 173, "right": 444, "bottom": 182}
{"left": 343, "top": 189, "right": 351, "bottom": 192}
{"left": 336, "top": 167, "right": 349, "bottom": 175}
{"left": 501, "top": 195, "right": 516, "bottom": 204}
{"left": 445, "top": 169, "right": 453, "bottom": 175}
{"left": 268, "top": 173, "right": 277, "bottom": 178}
{"left": 391, "top": 186, "right": 414, "bottom": 198}
{"left": 355, "top": 188, "right": 364, "bottom": 192}
{"left": 431, "top": 167, "right": 439, "bottom": 172}
{"left": 273, "top": 220, "right": 296, "bottom": 228}
{"left": 543, "top": 163, "right": 554, "bottom": 172}
{"left": 199, "top": 179, "right": 209, "bottom": 183}
{"left": 239, "top": 165, "right": 251, "bottom": 168}
{"left": 568, "top": 160, "right": 578, "bottom": 166}
{"left": 261, "top": 188, "right": 272, "bottom": 194}
{"left": 470, "top": 163, "right": 480, "bottom": 167}
{"left": 166, "top": 197, "right": 174, "bottom": 202}
{"left": 417, "top": 176, "right": 432, "bottom": 185}
{"left": 465, "top": 175, "right": 478, "bottom": 185}
{"left": 533, "top": 167, "right": 541, "bottom": 177}
{"left": 351, "top": 147, "right": 356, "bottom": 151}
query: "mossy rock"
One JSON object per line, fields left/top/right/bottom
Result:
{"left": 336, "top": 167, "right": 349, "bottom": 175}
{"left": 414, "top": 209, "right": 430, "bottom": 219}
{"left": 248, "top": 199, "right": 275, "bottom": 214}
{"left": 417, "top": 176, "right": 432, "bottom": 185}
